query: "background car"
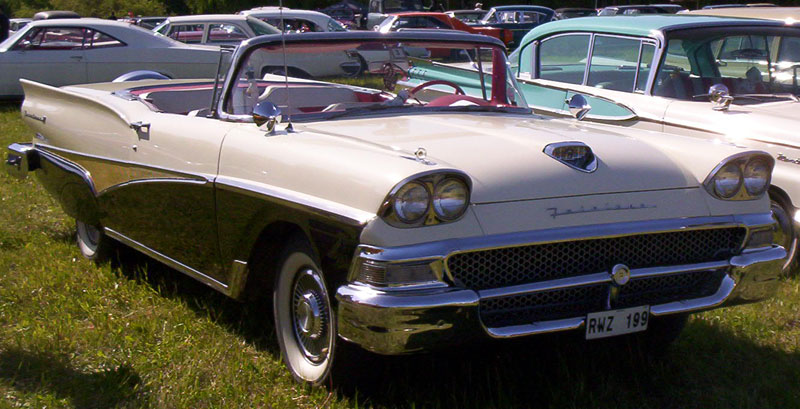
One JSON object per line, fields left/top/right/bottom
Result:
{"left": 9, "top": 18, "right": 32, "bottom": 35}
{"left": 320, "top": 0, "right": 367, "bottom": 30}
{"left": 474, "top": 5, "right": 555, "bottom": 47}
{"left": 366, "top": 0, "right": 426, "bottom": 29}
{"left": 554, "top": 8, "right": 597, "bottom": 19}
{"left": 0, "top": 18, "right": 223, "bottom": 99}
{"left": 238, "top": 7, "right": 348, "bottom": 33}
{"left": 375, "top": 12, "right": 513, "bottom": 45}
{"left": 153, "top": 14, "right": 279, "bottom": 45}
{"left": 597, "top": 5, "right": 678, "bottom": 15}
{"left": 686, "top": 5, "right": 800, "bottom": 20}
{"left": 445, "top": 9, "right": 488, "bottom": 24}
{"left": 130, "top": 16, "right": 166, "bottom": 29}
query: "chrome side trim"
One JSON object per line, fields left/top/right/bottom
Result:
{"left": 477, "top": 260, "right": 730, "bottom": 300}
{"left": 104, "top": 227, "right": 232, "bottom": 295}
{"left": 214, "top": 175, "right": 376, "bottom": 227}
{"left": 36, "top": 147, "right": 97, "bottom": 195}
{"left": 355, "top": 213, "right": 773, "bottom": 267}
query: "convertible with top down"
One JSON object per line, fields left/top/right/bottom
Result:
{"left": 4, "top": 31, "right": 787, "bottom": 385}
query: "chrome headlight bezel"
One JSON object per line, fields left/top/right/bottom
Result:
{"left": 703, "top": 152, "right": 774, "bottom": 201}
{"left": 381, "top": 170, "right": 472, "bottom": 228}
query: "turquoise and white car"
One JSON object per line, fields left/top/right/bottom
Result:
{"left": 404, "top": 15, "right": 800, "bottom": 272}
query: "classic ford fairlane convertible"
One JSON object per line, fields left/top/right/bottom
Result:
{"left": 4, "top": 32, "right": 787, "bottom": 385}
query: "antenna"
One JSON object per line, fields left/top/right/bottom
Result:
{"left": 210, "top": 45, "right": 236, "bottom": 117}
{"left": 279, "top": 0, "right": 293, "bottom": 131}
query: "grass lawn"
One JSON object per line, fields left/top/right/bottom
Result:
{"left": 0, "top": 102, "right": 798, "bottom": 408}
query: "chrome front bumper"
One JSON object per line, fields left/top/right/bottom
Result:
{"left": 336, "top": 214, "right": 786, "bottom": 355}
{"left": 5, "top": 143, "right": 38, "bottom": 179}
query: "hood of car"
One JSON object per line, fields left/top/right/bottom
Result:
{"left": 727, "top": 100, "right": 800, "bottom": 148}
{"left": 301, "top": 113, "right": 705, "bottom": 204}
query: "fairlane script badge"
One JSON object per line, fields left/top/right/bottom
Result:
{"left": 777, "top": 153, "right": 800, "bottom": 165}
{"left": 547, "top": 203, "right": 657, "bottom": 219}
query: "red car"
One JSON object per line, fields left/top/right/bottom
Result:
{"left": 375, "top": 12, "right": 513, "bottom": 45}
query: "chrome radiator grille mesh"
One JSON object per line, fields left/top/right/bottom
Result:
{"left": 480, "top": 270, "right": 726, "bottom": 328}
{"left": 447, "top": 228, "right": 746, "bottom": 291}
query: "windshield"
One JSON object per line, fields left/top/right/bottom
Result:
{"left": 653, "top": 27, "right": 800, "bottom": 101}
{"left": 223, "top": 37, "right": 527, "bottom": 121}
{"left": 246, "top": 16, "right": 281, "bottom": 36}
{"left": 0, "top": 27, "right": 29, "bottom": 51}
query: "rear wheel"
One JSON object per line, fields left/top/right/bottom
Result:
{"left": 770, "top": 198, "right": 797, "bottom": 276}
{"left": 75, "top": 220, "right": 113, "bottom": 262}
{"left": 273, "top": 236, "right": 337, "bottom": 385}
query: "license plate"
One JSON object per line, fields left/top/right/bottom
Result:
{"left": 585, "top": 306, "right": 650, "bottom": 340}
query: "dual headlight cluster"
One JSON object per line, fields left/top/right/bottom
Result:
{"left": 704, "top": 152, "right": 773, "bottom": 200}
{"left": 381, "top": 172, "right": 471, "bottom": 227}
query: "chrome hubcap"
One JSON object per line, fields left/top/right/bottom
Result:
{"left": 78, "top": 222, "right": 101, "bottom": 248}
{"left": 291, "top": 269, "right": 330, "bottom": 363}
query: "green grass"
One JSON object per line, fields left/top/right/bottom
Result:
{"left": 0, "top": 102, "right": 798, "bottom": 408}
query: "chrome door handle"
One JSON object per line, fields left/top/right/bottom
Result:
{"left": 69, "top": 55, "right": 83, "bottom": 60}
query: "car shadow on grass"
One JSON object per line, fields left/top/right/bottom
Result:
{"left": 107, "top": 244, "right": 280, "bottom": 355}
{"left": 333, "top": 318, "right": 800, "bottom": 409}
{"left": 0, "top": 348, "right": 142, "bottom": 408}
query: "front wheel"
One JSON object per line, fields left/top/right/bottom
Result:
{"left": 75, "top": 220, "right": 113, "bottom": 262}
{"left": 273, "top": 236, "right": 337, "bottom": 385}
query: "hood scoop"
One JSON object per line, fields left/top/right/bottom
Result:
{"left": 544, "top": 142, "right": 598, "bottom": 173}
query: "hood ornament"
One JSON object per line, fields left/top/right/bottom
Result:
{"left": 544, "top": 141, "right": 598, "bottom": 173}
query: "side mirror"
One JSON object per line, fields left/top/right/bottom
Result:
{"left": 566, "top": 94, "right": 592, "bottom": 120}
{"left": 253, "top": 101, "right": 282, "bottom": 133}
{"left": 708, "top": 83, "right": 733, "bottom": 111}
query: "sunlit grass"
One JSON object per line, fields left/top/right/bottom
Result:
{"left": 0, "top": 102, "right": 798, "bottom": 408}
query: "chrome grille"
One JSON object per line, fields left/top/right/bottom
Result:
{"left": 448, "top": 228, "right": 745, "bottom": 291}
{"left": 480, "top": 270, "right": 725, "bottom": 328}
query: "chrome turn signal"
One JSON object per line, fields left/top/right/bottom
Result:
{"left": 704, "top": 152, "right": 773, "bottom": 201}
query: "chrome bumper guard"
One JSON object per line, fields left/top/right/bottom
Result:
{"left": 5, "top": 143, "right": 38, "bottom": 179}
{"left": 336, "top": 213, "right": 786, "bottom": 355}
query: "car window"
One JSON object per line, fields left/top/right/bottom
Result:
{"left": 587, "top": 35, "right": 643, "bottom": 92}
{"left": 520, "top": 11, "right": 543, "bottom": 23}
{"left": 264, "top": 18, "right": 321, "bottom": 33}
{"left": 169, "top": 24, "right": 205, "bottom": 44}
{"left": 636, "top": 43, "right": 656, "bottom": 93}
{"left": 13, "top": 27, "right": 85, "bottom": 50}
{"left": 208, "top": 23, "right": 249, "bottom": 43}
{"left": 153, "top": 21, "right": 170, "bottom": 35}
{"left": 85, "top": 29, "right": 125, "bottom": 49}
{"left": 653, "top": 30, "right": 800, "bottom": 100}
{"left": 538, "top": 34, "right": 590, "bottom": 84}
{"left": 246, "top": 17, "right": 281, "bottom": 36}
{"left": 326, "top": 18, "right": 347, "bottom": 32}
{"left": 383, "top": 0, "right": 425, "bottom": 13}
{"left": 392, "top": 16, "right": 450, "bottom": 30}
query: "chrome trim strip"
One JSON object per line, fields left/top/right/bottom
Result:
{"left": 214, "top": 175, "right": 376, "bottom": 227}
{"left": 477, "top": 260, "right": 730, "bottom": 300}
{"left": 104, "top": 227, "right": 232, "bottom": 294}
{"left": 36, "top": 147, "right": 97, "bottom": 195}
{"left": 485, "top": 274, "right": 735, "bottom": 339}
{"left": 356, "top": 213, "right": 773, "bottom": 266}
{"left": 99, "top": 177, "right": 208, "bottom": 196}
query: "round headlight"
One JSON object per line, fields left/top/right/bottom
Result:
{"left": 743, "top": 159, "right": 770, "bottom": 197}
{"left": 433, "top": 178, "right": 469, "bottom": 220}
{"left": 713, "top": 163, "right": 743, "bottom": 198}
{"left": 393, "top": 182, "right": 430, "bottom": 223}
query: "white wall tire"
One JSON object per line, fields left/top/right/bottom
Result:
{"left": 75, "top": 220, "right": 112, "bottom": 261}
{"left": 273, "top": 237, "right": 336, "bottom": 385}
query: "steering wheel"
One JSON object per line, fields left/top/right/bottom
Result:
{"left": 408, "top": 80, "right": 465, "bottom": 99}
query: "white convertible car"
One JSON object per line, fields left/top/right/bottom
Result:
{"left": 5, "top": 32, "right": 786, "bottom": 386}
{"left": 0, "top": 18, "right": 223, "bottom": 99}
